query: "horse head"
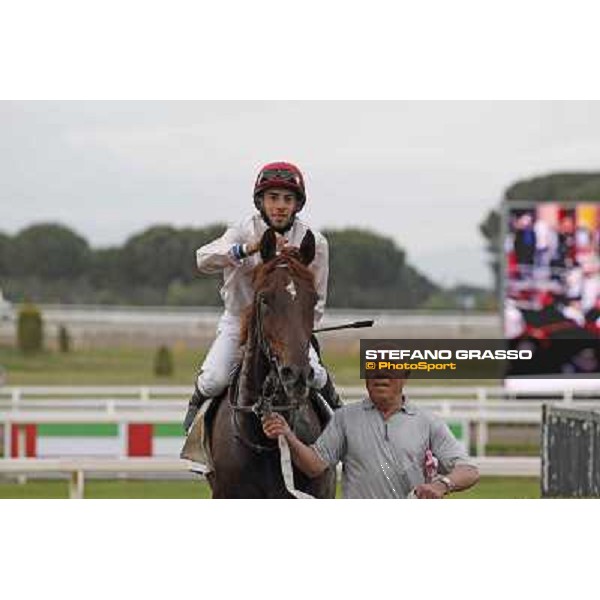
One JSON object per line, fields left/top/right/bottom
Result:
{"left": 248, "top": 228, "right": 317, "bottom": 403}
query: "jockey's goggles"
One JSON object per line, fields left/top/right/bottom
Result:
{"left": 257, "top": 169, "right": 302, "bottom": 187}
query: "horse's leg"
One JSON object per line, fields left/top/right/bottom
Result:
{"left": 210, "top": 400, "right": 243, "bottom": 497}
{"left": 210, "top": 399, "right": 272, "bottom": 498}
{"left": 209, "top": 393, "right": 302, "bottom": 498}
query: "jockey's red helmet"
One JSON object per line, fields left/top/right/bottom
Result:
{"left": 253, "top": 162, "right": 307, "bottom": 212}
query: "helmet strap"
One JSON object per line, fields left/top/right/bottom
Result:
{"left": 259, "top": 209, "right": 296, "bottom": 234}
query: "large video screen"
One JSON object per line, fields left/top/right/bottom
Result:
{"left": 504, "top": 202, "right": 600, "bottom": 379}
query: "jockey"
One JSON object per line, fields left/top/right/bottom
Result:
{"left": 183, "top": 161, "right": 342, "bottom": 432}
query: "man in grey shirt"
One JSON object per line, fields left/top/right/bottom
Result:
{"left": 262, "top": 372, "right": 479, "bottom": 498}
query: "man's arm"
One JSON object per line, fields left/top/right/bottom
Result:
{"left": 444, "top": 464, "right": 480, "bottom": 492}
{"left": 262, "top": 413, "right": 328, "bottom": 477}
{"left": 414, "top": 464, "right": 480, "bottom": 499}
{"left": 415, "top": 417, "right": 480, "bottom": 499}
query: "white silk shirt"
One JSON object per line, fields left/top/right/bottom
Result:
{"left": 196, "top": 214, "right": 329, "bottom": 327}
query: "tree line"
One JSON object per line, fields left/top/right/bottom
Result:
{"left": 0, "top": 222, "right": 445, "bottom": 309}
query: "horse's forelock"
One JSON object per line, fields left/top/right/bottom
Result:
{"left": 253, "top": 252, "right": 316, "bottom": 295}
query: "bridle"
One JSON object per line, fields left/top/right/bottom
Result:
{"left": 229, "top": 268, "right": 308, "bottom": 453}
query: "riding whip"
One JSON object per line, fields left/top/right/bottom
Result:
{"left": 313, "top": 319, "right": 374, "bottom": 333}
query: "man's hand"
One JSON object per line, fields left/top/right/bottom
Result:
{"left": 262, "top": 412, "right": 292, "bottom": 439}
{"left": 262, "top": 412, "right": 327, "bottom": 478}
{"left": 413, "top": 481, "right": 447, "bottom": 499}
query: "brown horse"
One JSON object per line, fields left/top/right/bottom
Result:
{"left": 206, "top": 228, "right": 336, "bottom": 498}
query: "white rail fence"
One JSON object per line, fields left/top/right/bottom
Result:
{"left": 2, "top": 385, "right": 600, "bottom": 457}
{"left": 1, "top": 385, "right": 599, "bottom": 493}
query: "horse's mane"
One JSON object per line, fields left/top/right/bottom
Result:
{"left": 239, "top": 248, "right": 316, "bottom": 345}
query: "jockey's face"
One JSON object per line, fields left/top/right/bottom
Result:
{"left": 261, "top": 188, "right": 298, "bottom": 229}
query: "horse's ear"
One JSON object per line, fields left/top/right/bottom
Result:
{"left": 260, "top": 228, "right": 277, "bottom": 263}
{"left": 299, "top": 230, "right": 316, "bottom": 265}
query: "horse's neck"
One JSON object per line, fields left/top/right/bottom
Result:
{"left": 238, "top": 328, "right": 265, "bottom": 406}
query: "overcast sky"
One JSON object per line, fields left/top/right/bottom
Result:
{"left": 2, "top": 101, "right": 600, "bottom": 287}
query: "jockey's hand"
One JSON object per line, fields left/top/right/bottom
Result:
{"left": 261, "top": 413, "right": 292, "bottom": 439}
{"left": 275, "top": 233, "right": 288, "bottom": 252}
{"left": 246, "top": 241, "right": 260, "bottom": 256}
{"left": 246, "top": 235, "right": 287, "bottom": 257}
{"left": 413, "top": 482, "right": 447, "bottom": 499}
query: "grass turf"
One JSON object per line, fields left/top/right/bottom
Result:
{"left": 0, "top": 345, "right": 207, "bottom": 386}
{"left": 0, "top": 477, "right": 541, "bottom": 499}
{"left": 0, "top": 345, "right": 367, "bottom": 386}
{"left": 0, "top": 344, "right": 500, "bottom": 387}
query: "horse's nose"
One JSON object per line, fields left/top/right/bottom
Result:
{"left": 294, "top": 373, "right": 308, "bottom": 397}
{"left": 280, "top": 366, "right": 296, "bottom": 382}
{"left": 280, "top": 366, "right": 309, "bottom": 398}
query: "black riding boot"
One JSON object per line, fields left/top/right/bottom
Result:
{"left": 319, "top": 373, "right": 342, "bottom": 410}
{"left": 183, "top": 385, "right": 210, "bottom": 433}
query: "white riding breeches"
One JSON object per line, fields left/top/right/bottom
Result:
{"left": 196, "top": 312, "right": 327, "bottom": 398}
